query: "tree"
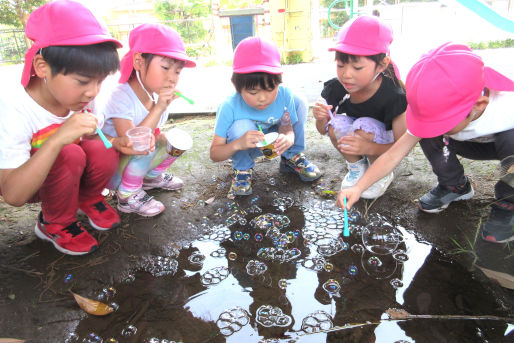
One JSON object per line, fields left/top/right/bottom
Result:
{"left": 0, "top": 0, "right": 47, "bottom": 28}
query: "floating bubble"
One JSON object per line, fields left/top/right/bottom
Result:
{"left": 64, "top": 333, "right": 80, "bottom": 343}
{"left": 302, "top": 255, "right": 326, "bottom": 271}
{"left": 390, "top": 278, "right": 404, "bottom": 289}
{"left": 102, "top": 286, "right": 116, "bottom": 298}
{"left": 294, "top": 229, "right": 301, "bottom": 237}
{"left": 246, "top": 260, "right": 268, "bottom": 276}
{"left": 124, "top": 274, "right": 135, "bottom": 283}
{"left": 121, "top": 325, "right": 137, "bottom": 337}
{"left": 210, "top": 247, "right": 226, "bottom": 258}
{"left": 316, "top": 237, "right": 344, "bottom": 257}
{"left": 367, "top": 256, "right": 383, "bottom": 267}
{"left": 233, "top": 231, "right": 243, "bottom": 240}
{"left": 392, "top": 250, "right": 409, "bottom": 262}
{"left": 324, "top": 262, "right": 334, "bottom": 272}
{"left": 322, "top": 279, "right": 341, "bottom": 297}
{"left": 140, "top": 255, "right": 178, "bottom": 277}
{"left": 278, "top": 279, "right": 288, "bottom": 290}
{"left": 257, "top": 247, "right": 301, "bottom": 263}
{"left": 342, "top": 242, "right": 350, "bottom": 251}
{"left": 348, "top": 265, "right": 358, "bottom": 276}
{"left": 84, "top": 332, "right": 103, "bottom": 343}
{"left": 250, "top": 196, "right": 260, "bottom": 204}
{"left": 188, "top": 251, "right": 205, "bottom": 266}
{"left": 269, "top": 178, "right": 276, "bottom": 186}
{"left": 109, "top": 302, "right": 119, "bottom": 311}
{"left": 254, "top": 233, "right": 263, "bottom": 242}
{"left": 146, "top": 339, "right": 160, "bottom": 343}
{"left": 228, "top": 252, "right": 237, "bottom": 261}
{"left": 64, "top": 274, "right": 73, "bottom": 283}
{"left": 239, "top": 218, "right": 247, "bottom": 225}
{"left": 301, "top": 310, "right": 333, "bottom": 333}
{"left": 351, "top": 243, "right": 365, "bottom": 254}
{"left": 248, "top": 204, "right": 262, "bottom": 214}
{"left": 243, "top": 233, "right": 250, "bottom": 240}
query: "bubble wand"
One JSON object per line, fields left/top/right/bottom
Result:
{"left": 343, "top": 196, "right": 349, "bottom": 237}
{"left": 84, "top": 109, "right": 112, "bottom": 149}
{"left": 174, "top": 91, "right": 194, "bottom": 105}
{"left": 257, "top": 124, "right": 267, "bottom": 146}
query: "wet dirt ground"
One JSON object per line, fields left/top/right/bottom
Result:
{"left": 0, "top": 114, "right": 512, "bottom": 343}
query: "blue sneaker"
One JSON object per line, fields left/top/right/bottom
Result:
{"left": 481, "top": 201, "right": 514, "bottom": 243}
{"left": 417, "top": 177, "right": 474, "bottom": 213}
{"left": 230, "top": 169, "right": 253, "bottom": 197}
{"left": 280, "top": 153, "right": 321, "bottom": 182}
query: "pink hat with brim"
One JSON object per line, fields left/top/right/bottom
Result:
{"left": 406, "top": 42, "right": 514, "bottom": 138}
{"left": 233, "top": 37, "right": 282, "bottom": 74}
{"left": 329, "top": 15, "right": 393, "bottom": 56}
{"left": 119, "top": 24, "right": 196, "bottom": 83}
{"left": 21, "top": 0, "right": 122, "bottom": 87}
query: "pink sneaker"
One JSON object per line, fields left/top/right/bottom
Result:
{"left": 142, "top": 173, "right": 184, "bottom": 191}
{"left": 117, "top": 189, "right": 165, "bottom": 217}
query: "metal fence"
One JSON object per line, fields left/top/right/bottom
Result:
{"left": 0, "top": 29, "right": 27, "bottom": 63}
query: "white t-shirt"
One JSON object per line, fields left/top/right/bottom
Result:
{"left": 449, "top": 91, "right": 514, "bottom": 142}
{"left": 0, "top": 85, "right": 100, "bottom": 169}
{"left": 101, "top": 83, "right": 169, "bottom": 137}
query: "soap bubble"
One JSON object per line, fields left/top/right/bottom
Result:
{"left": 362, "top": 222, "right": 400, "bottom": 255}
{"left": 348, "top": 265, "right": 358, "bottom": 276}
{"left": 254, "top": 233, "right": 263, "bottom": 242}
{"left": 278, "top": 279, "right": 288, "bottom": 289}
{"left": 351, "top": 244, "right": 364, "bottom": 254}
{"left": 121, "top": 325, "right": 137, "bottom": 337}
{"left": 322, "top": 279, "right": 341, "bottom": 297}
{"left": 390, "top": 278, "right": 404, "bottom": 289}
{"left": 64, "top": 274, "right": 73, "bottom": 283}
{"left": 228, "top": 252, "right": 237, "bottom": 261}
{"left": 392, "top": 250, "right": 409, "bottom": 262}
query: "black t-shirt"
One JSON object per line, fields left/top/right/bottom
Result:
{"left": 320, "top": 76, "right": 407, "bottom": 130}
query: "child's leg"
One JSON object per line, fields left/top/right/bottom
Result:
{"left": 38, "top": 144, "right": 86, "bottom": 226}
{"left": 492, "top": 129, "right": 514, "bottom": 204}
{"left": 282, "top": 94, "right": 307, "bottom": 160}
{"left": 78, "top": 139, "right": 119, "bottom": 202}
{"left": 118, "top": 153, "right": 155, "bottom": 198}
{"left": 77, "top": 139, "right": 120, "bottom": 230}
{"left": 226, "top": 119, "right": 261, "bottom": 170}
{"left": 143, "top": 138, "right": 184, "bottom": 191}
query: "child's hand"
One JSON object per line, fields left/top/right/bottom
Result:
{"left": 336, "top": 187, "right": 361, "bottom": 210}
{"left": 156, "top": 87, "right": 179, "bottom": 111}
{"left": 238, "top": 130, "right": 265, "bottom": 150}
{"left": 274, "top": 133, "right": 294, "bottom": 155}
{"left": 313, "top": 102, "right": 332, "bottom": 124}
{"left": 337, "top": 134, "right": 372, "bottom": 156}
{"left": 54, "top": 112, "right": 97, "bottom": 145}
{"left": 114, "top": 134, "right": 156, "bottom": 155}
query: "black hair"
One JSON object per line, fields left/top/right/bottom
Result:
{"left": 40, "top": 42, "right": 119, "bottom": 78}
{"left": 231, "top": 72, "right": 282, "bottom": 93}
{"left": 335, "top": 51, "right": 405, "bottom": 91}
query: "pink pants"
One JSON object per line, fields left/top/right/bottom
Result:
{"left": 1, "top": 140, "right": 119, "bottom": 226}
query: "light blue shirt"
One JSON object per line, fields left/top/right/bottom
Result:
{"left": 214, "top": 85, "right": 298, "bottom": 138}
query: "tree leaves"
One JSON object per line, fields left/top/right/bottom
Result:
{"left": 70, "top": 291, "right": 114, "bottom": 316}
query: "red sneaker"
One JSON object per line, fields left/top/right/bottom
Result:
{"left": 79, "top": 197, "right": 120, "bottom": 231}
{"left": 34, "top": 212, "right": 98, "bottom": 255}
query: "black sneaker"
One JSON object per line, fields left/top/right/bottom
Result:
{"left": 481, "top": 201, "right": 514, "bottom": 243}
{"left": 417, "top": 177, "right": 474, "bottom": 213}
{"left": 474, "top": 239, "right": 514, "bottom": 290}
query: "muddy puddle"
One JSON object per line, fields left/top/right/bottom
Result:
{"left": 62, "top": 196, "right": 513, "bottom": 343}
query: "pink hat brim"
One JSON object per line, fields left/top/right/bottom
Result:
{"left": 233, "top": 64, "right": 283, "bottom": 74}
{"left": 329, "top": 42, "right": 385, "bottom": 56}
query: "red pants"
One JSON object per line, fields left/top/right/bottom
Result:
{"left": 18, "top": 140, "right": 119, "bottom": 226}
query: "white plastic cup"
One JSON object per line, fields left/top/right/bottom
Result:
{"left": 164, "top": 128, "right": 193, "bottom": 157}
{"left": 126, "top": 127, "right": 152, "bottom": 152}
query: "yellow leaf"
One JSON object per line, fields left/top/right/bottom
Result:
{"left": 0, "top": 339, "right": 25, "bottom": 343}
{"left": 71, "top": 291, "right": 114, "bottom": 316}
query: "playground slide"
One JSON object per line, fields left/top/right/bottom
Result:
{"left": 456, "top": 0, "right": 514, "bottom": 33}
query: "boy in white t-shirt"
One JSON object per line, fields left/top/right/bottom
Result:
{"left": 0, "top": 1, "right": 139, "bottom": 255}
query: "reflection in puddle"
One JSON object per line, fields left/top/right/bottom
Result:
{"left": 70, "top": 198, "right": 513, "bottom": 342}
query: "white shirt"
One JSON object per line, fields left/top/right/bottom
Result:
{"left": 449, "top": 91, "right": 514, "bottom": 142}
{"left": 0, "top": 85, "right": 99, "bottom": 169}
{"left": 101, "top": 83, "right": 169, "bottom": 137}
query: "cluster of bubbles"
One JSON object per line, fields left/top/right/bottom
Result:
{"left": 302, "top": 255, "right": 327, "bottom": 272}
{"left": 257, "top": 246, "right": 301, "bottom": 263}
{"left": 199, "top": 224, "right": 231, "bottom": 242}
{"left": 255, "top": 305, "right": 292, "bottom": 328}
{"left": 139, "top": 255, "right": 178, "bottom": 277}
{"left": 246, "top": 260, "right": 268, "bottom": 276}
{"left": 201, "top": 266, "right": 230, "bottom": 286}
{"left": 314, "top": 236, "right": 347, "bottom": 257}
{"left": 250, "top": 213, "right": 291, "bottom": 231}
{"left": 210, "top": 247, "right": 226, "bottom": 258}
{"left": 97, "top": 286, "right": 116, "bottom": 301}
{"left": 233, "top": 230, "right": 251, "bottom": 241}
{"left": 216, "top": 307, "right": 250, "bottom": 336}
{"left": 301, "top": 310, "right": 334, "bottom": 333}
{"left": 271, "top": 196, "right": 294, "bottom": 212}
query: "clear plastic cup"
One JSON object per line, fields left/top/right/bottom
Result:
{"left": 126, "top": 127, "right": 152, "bottom": 152}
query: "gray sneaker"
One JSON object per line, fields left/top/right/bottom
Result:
{"left": 417, "top": 177, "right": 474, "bottom": 213}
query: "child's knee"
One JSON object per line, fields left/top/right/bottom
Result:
{"left": 57, "top": 144, "right": 86, "bottom": 173}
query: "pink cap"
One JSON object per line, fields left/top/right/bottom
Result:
{"left": 21, "top": 0, "right": 122, "bottom": 87}
{"left": 406, "top": 42, "right": 514, "bottom": 138}
{"left": 233, "top": 37, "right": 282, "bottom": 74}
{"left": 329, "top": 15, "right": 393, "bottom": 55}
{"left": 119, "top": 24, "right": 196, "bottom": 83}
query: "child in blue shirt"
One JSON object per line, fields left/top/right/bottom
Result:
{"left": 210, "top": 37, "right": 321, "bottom": 198}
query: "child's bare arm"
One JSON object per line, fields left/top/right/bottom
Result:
{"left": 0, "top": 113, "right": 97, "bottom": 206}
{"left": 275, "top": 116, "right": 294, "bottom": 156}
{"left": 210, "top": 131, "right": 264, "bottom": 162}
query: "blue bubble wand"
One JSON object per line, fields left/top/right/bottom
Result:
{"left": 343, "top": 196, "right": 349, "bottom": 237}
